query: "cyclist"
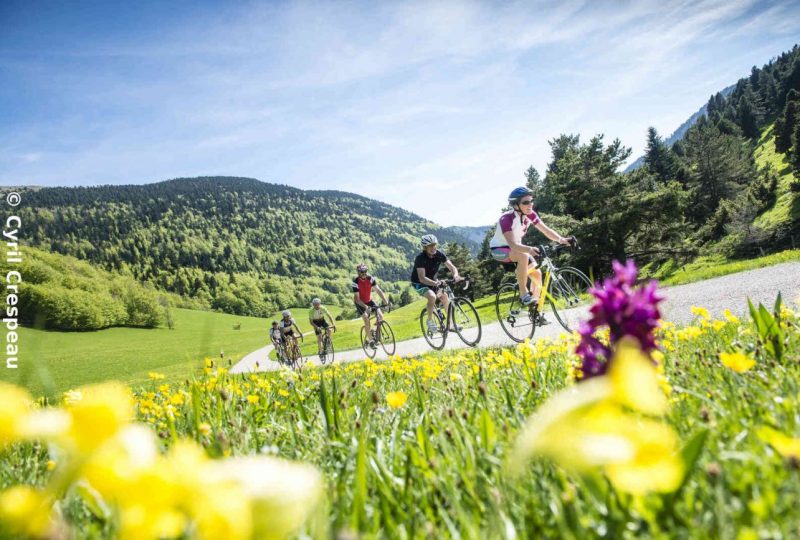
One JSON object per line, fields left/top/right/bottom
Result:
{"left": 490, "top": 186, "right": 573, "bottom": 306}
{"left": 411, "top": 234, "right": 462, "bottom": 333}
{"left": 278, "top": 310, "right": 303, "bottom": 358}
{"left": 308, "top": 297, "right": 336, "bottom": 357}
{"left": 269, "top": 321, "right": 284, "bottom": 361}
{"left": 351, "top": 263, "right": 389, "bottom": 347}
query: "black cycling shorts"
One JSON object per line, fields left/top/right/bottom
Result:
{"left": 311, "top": 319, "right": 329, "bottom": 334}
{"left": 355, "top": 300, "right": 379, "bottom": 316}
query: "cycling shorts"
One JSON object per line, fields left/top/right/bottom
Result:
{"left": 356, "top": 300, "right": 378, "bottom": 316}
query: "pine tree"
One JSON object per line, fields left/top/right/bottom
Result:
{"left": 737, "top": 94, "right": 759, "bottom": 138}
{"left": 791, "top": 115, "right": 800, "bottom": 175}
{"left": 775, "top": 90, "right": 799, "bottom": 153}
{"left": 644, "top": 127, "right": 676, "bottom": 182}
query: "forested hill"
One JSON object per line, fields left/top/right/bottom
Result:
{"left": 16, "top": 176, "right": 476, "bottom": 316}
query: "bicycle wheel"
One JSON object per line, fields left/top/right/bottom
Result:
{"left": 379, "top": 321, "right": 396, "bottom": 356}
{"left": 324, "top": 333, "right": 334, "bottom": 363}
{"left": 360, "top": 326, "right": 377, "bottom": 359}
{"left": 495, "top": 281, "right": 536, "bottom": 343}
{"left": 451, "top": 297, "right": 482, "bottom": 346}
{"left": 288, "top": 340, "right": 303, "bottom": 370}
{"left": 420, "top": 308, "right": 446, "bottom": 350}
{"left": 549, "top": 267, "right": 594, "bottom": 332}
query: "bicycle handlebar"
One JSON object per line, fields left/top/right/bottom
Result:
{"left": 536, "top": 236, "right": 579, "bottom": 259}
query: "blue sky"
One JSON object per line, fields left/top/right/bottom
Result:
{"left": 1, "top": 0, "right": 799, "bottom": 226}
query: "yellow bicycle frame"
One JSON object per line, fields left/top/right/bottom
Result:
{"left": 537, "top": 268, "right": 553, "bottom": 311}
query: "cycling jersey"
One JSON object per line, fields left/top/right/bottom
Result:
{"left": 269, "top": 328, "right": 282, "bottom": 341}
{"left": 410, "top": 250, "right": 447, "bottom": 284}
{"left": 309, "top": 305, "right": 332, "bottom": 323}
{"left": 279, "top": 318, "right": 296, "bottom": 333}
{"left": 490, "top": 209, "right": 541, "bottom": 248}
{"left": 351, "top": 275, "right": 377, "bottom": 304}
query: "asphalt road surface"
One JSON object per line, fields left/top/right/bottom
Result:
{"left": 231, "top": 262, "right": 800, "bottom": 374}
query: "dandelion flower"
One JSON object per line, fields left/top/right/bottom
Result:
{"left": 719, "top": 352, "right": 755, "bottom": 373}
{"left": 386, "top": 391, "right": 408, "bottom": 409}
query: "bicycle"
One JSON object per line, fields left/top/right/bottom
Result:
{"left": 283, "top": 333, "right": 305, "bottom": 370}
{"left": 360, "top": 304, "right": 395, "bottom": 359}
{"left": 419, "top": 278, "right": 482, "bottom": 350}
{"left": 495, "top": 240, "right": 593, "bottom": 343}
{"left": 318, "top": 326, "right": 335, "bottom": 365}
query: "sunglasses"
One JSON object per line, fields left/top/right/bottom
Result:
{"left": 519, "top": 199, "right": 533, "bottom": 205}
{"left": 358, "top": 270, "right": 367, "bottom": 274}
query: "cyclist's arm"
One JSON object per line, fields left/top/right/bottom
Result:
{"left": 533, "top": 222, "right": 570, "bottom": 244}
{"left": 353, "top": 292, "right": 367, "bottom": 308}
{"left": 323, "top": 306, "right": 335, "bottom": 326}
{"left": 444, "top": 260, "right": 461, "bottom": 281}
{"left": 374, "top": 285, "right": 389, "bottom": 305}
{"left": 502, "top": 230, "right": 538, "bottom": 255}
{"left": 416, "top": 267, "right": 438, "bottom": 287}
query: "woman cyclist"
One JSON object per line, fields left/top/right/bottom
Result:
{"left": 489, "top": 186, "right": 573, "bottom": 306}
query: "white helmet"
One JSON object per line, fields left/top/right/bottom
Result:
{"left": 311, "top": 298, "right": 321, "bottom": 305}
{"left": 421, "top": 234, "right": 438, "bottom": 247}
{"left": 282, "top": 310, "right": 291, "bottom": 317}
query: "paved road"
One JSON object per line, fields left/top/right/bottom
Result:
{"left": 231, "top": 262, "right": 800, "bottom": 374}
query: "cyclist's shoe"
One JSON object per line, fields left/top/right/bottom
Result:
{"left": 535, "top": 312, "right": 550, "bottom": 326}
{"left": 426, "top": 319, "right": 438, "bottom": 333}
{"left": 520, "top": 293, "right": 535, "bottom": 306}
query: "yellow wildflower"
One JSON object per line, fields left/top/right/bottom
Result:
{"left": 719, "top": 352, "right": 756, "bottom": 373}
{"left": 386, "top": 391, "right": 408, "bottom": 409}
{"left": 691, "top": 306, "right": 711, "bottom": 320}
{"left": 247, "top": 395, "right": 259, "bottom": 404}
{"left": 0, "top": 382, "right": 32, "bottom": 447}
{"left": 148, "top": 372, "right": 165, "bottom": 380}
{"left": 0, "top": 485, "right": 54, "bottom": 538}
{"left": 198, "top": 423, "right": 212, "bottom": 436}
{"left": 723, "top": 309, "right": 740, "bottom": 324}
{"left": 609, "top": 337, "right": 667, "bottom": 415}
{"left": 757, "top": 427, "right": 800, "bottom": 459}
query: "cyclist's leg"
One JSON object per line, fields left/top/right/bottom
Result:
{"left": 425, "top": 289, "right": 437, "bottom": 320}
{"left": 314, "top": 324, "right": 323, "bottom": 353}
{"left": 527, "top": 255, "right": 543, "bottom": 299}
{"left": 359, "top": 307, "right": 371, "bottom": 339}
{"left": 508, "top": 250, "right": 529, "bottom": 298}
{"left": 438, "top": 289, "right": 450, "bottom": 315}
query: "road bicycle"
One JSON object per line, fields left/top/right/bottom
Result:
{"left": 419, "top": 278, "right": 482, "bottom": 350}
{"left": 360, "top": 303, "right": 395, "bottom": 359}
{"left": 283, "top": 333, "right": 305, "bottom": 370}
{"left": 318, "top": 326, "right": 335, "bottom": 365}
{"left": 495, "top": 241, "right": 594, "bottom": 343}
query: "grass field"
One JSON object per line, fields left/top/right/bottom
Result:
{"left": 0, "top": 308, "right": 275, "bottom": 398}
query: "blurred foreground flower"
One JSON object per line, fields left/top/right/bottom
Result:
{"left": 758, "top": 427, "right": 800, "bottom": 459}
{"left": 511, "top": 337, "right": 683, "bottom": 494}
{"left": 0, "top": 381, "right": 323, "bottom": 540}
{"left": 0, "top": 382, "right": 32, "bottom": 447}
{"left": 513, "top": 260, "right": 684, "bottom": 496}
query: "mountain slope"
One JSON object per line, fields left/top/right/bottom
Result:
{"left": 16, "top": 176, "right": 475, "bottom": 316}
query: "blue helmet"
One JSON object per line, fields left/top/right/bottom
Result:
{"left": 508, "top": 186, "right": 534, "bottom": 204}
